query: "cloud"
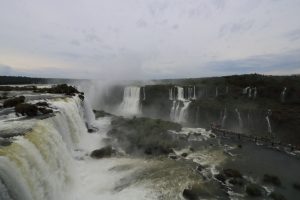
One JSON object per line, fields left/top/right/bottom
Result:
{"left": 0, "top": 0, "right": 299, "bottom": 79}
{"left": 0, "top": 64, "right": 17, "bottom": 76}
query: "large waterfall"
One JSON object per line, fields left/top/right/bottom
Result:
{"left": 118, "top": 86, "right": 141, "bottom": 117}
{"left": 0, "top": 97, "right": 86, "bottom": 200}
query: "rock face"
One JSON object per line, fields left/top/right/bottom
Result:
{"left": 269, "top": 192, "right": 286, "bottom": 200}
{"left": 3, "top": 96, "right": 25, "bottom": 108}
{"left": 90, "top": 146, "right": 114, "bottom": 159}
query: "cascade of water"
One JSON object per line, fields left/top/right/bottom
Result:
{"left": 253, "top": 87, "right": 257, "bottom": 99}
{"left": 243, "top": 86, "right": 250, "bottom": 94}
{"left": 226, "top": 86, "right": 229, "bottom": 94}
{"left": 177, "top": 101, "right": 191, "bottom": 123}
{"left": 192, "top": 86, "right": 196, "bottom": 100}
{"left": 235, "top": 108, "right": 243, "bottom": 128}
{"left": 0, "top": 97, "right": 87, "bottom": 200}
{"left": 176, "top": 86, "right": 184, "bottom": 101}
{"left": 281, "top": 87, "right": 287, "bottom": 103}
{"left": 170, "top": 101, "right": 176, "bottom": 121}
{"left": 169, "top": 88, "right": 173, "bottom": 100}
{"left": 248, "top": 88, "right": 252, "bottom": 98}
{"left": 215, "top": 87, "right": 219, "bottom": 97}
{"left": 221, "top": 108, "right": 227, "bottom": 128}
{"left": 266, "top": 109, "right": 272, "bottom": 135}
{"left": 118, "top": 86, "right": 141, "bottom": 116}
{"left": 142, "top": 87, "right": 146, "bottom": 101}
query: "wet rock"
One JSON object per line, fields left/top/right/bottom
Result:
{"left": 196, "top": 164, "right": 205, "bottom": 172}
{"left": 214, "top": 173, "right": 226, "bottom": 183}
{"left": 15, "top": 103, "right": 38, "bottom": 117}
{"left": 223, "top": 169, "right": 242, "bottom": 178}
{"left": 90, "top": 146, "right": 115, "bottom": 159}
{"left": 237, "top": 144, "right": 242, "bottom": 148}
{"left": 181, "top": 152, "right": 188, "bottom": 157}
{"left": 263, "top": 174, "right": 281, "bottom": 186}
{"left": 35, "top": 101, "right": 49, "bottom": 107}
{"left": 209, "top": 134, "right": 216, "bottom": 138}
{"left": 79, "top": 94, "right": 84, "bottom": 101}
{"left": 269, "top": 192, "right": 286, "bottom": 200}
{"left": 182, "top": 183, "right": 211, "bottom": 200}
{"left": 38, "top": 107, "right": 53, "bottom": 115}
{"left": 3, "top": 96, "right": 25, "bottom": 108}
{"left": 293, "top": 182, "right": 300, "bottom": 191}
{"left": 245, "top": 184, "right": 263, "bottom": 197}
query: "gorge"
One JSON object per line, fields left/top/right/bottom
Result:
{"left": 1, "top": 74, "right": 300, "bottom": 200}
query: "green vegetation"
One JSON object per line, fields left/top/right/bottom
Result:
{"left": 107, "top": 117, "right": 181, "bottom": 155}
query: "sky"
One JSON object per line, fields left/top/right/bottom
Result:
{"left": 0, "top": 0, "right": 300, "bottom": 80}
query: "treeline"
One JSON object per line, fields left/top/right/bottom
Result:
{"left": 0, "top": 76, "right": 75, "bottom": 85}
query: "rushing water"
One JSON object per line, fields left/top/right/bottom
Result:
{"left": 118, "top": 86, "right": 141, "bottom": 117}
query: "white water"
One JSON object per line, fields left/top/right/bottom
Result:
{"left": 281, "top": 87, "right": 287, "bottom": 103}
{"left": 266, "top": 109, "right": 272, "bottom": 135}
{"left": 0, "top": 96, "right": 156, "bottom": 200}
{"left": 118, "top": 86, "right": 141, "bottom": 117}
{"left": 221, "top": 108, "right": 227, "bottom": 128}
{"left": 215, "top": 87, "right": 218, "bottom": 97}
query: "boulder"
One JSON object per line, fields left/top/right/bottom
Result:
{"left": 246, "top": 184, "right": 263, "bottom": 197}
{"left": 90, "top": 146, "right": 114, "bottom": 159}
{"left": 263, "top": 174, "right": 281, "bottom": 186}
{"left": 35, "top": 101, "right": 49, "bottom": 107}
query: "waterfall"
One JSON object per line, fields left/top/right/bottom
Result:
{"left": 266, "top": 109, "right": 272, "bottom": 135}
{"left": 253, "top": 87, "right": 257, "bottom": 99}
{"left": 142, "top": 87, "right": 146, "bottom": 101}
{"left": 118, "top": 86, "right": 141, "bottom": 116}
{"left": 281, "top": 87, "right": 287, "bottom": 103}
{"left": 178, "top": 101, "right": 191, "bottom": 123}
{"left": 235, "top": 108, "right": 243, "bottom": 128}
{"left": 0, "top": 97, "right": 87, "bottom": 200}
{"left": 176, "top": 86, "right": 184, "bottom": 100}
{"left": 226, "top": 86, "right": 229, "bottom": 94}
{"left": 192, "top": 86, "right": 196, "bottom": 100}
{"left": 169, "top": 88, "right": 173, "bottom": 100}
{"left": 215, "top": 87, "right": 218, "bottom": 97}
{"left": 221, "top": 108, "right": 227, "bottom": 128}
{"left": 248, "top": 88, "right": 252, "bottom": 98}
{"left": 243, "top": 86, "right": 250, "bottom": 94}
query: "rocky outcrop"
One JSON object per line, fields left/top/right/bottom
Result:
{"left": 90, "top": 146, "right": 115, "bottom": 159}
{"left": 15, "top": 103, "right": 38, "bottom": 117}
{"left": 3, "top": 96, "right": 25, "bottom": 108}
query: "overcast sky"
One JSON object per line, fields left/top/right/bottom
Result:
{"left": 0, "top": 0, "right": 300, "bottom": 80}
